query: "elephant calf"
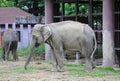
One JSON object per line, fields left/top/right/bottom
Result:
{"left": 25, "top": 21, "right": 97, "bottom": 72}
{"left": 1, "top": 29, "right": 19, "bottom": 61}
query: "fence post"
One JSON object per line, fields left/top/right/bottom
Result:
{"left": 28, "top": 24, "right": 31, "bottom": 45}
{"left": 75, "top": 51, "right": 81, "bottom": 64}
{"left": 20, "top": 24, "right": 23, "bottom": 47}
{"left": 5, "top": 23, "right": 8, "bottom": 30}
{"left": 12, "top": 23, "right": 16, "bottom": 31}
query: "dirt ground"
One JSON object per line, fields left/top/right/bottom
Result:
{"left": 0, "top": 58, "right": 120, "bottom": 81}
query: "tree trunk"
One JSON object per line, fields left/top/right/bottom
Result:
{"left": 45, "top": 0, "right": 53, "bottom": 61}
{"left": 102, "top": 0, "right": 115, "bottom": 66}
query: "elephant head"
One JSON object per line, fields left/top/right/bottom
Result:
{"left": 24, "top": 24, "right": 51, "bottom": 69}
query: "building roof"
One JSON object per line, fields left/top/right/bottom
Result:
{"left": 0, "top": 7, "right": 33, "bottom": 24}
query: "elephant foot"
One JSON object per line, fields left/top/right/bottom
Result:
{"left": 92, "top": 64, "right": 96, "bottom": 69}
{"left": 92, "top": 62, "right": 96, "bottom": 69}
{"left": 57, "top": 66, "right": 64, "bottom": 72}
{"left": 51, "top": 67, "right": 64, "bottom": 72}
{"left": 85, "top": 66, "right": 93, "bottom": 72}
{"left": 85, "top": 68, "right": 92, "bottom": 72}
{"left": 14, "top": 59, "right": 19, "bottom": 61}
{"left": 57, "top": 68, "right": 64, "bottom": 72}
{"left": 7, "top": 58, "right": 12, "bottom": 61}
{"left": 51, "top": 68, "right": 58, "bottom": 72}
{"left": 13, "top": 57, "right": 19, "bottom": 61}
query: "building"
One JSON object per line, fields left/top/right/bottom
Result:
{"left": 0, "top": 7, "right": 40, "bottom": 48}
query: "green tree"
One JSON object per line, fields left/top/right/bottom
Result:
{"left": 64, "top": 3, "right": 76, "bottom": 15}
{"left": 0, "top": 0, "right": 44, "bottom": 16}
{"left": 14, "top": 0, "right": 44, "bottom": 16}
{"left": 60, "top": 3, "right": 88, "bottom": 16}
{"left": 0, "top": 0, "right": 14, "bottom": 7}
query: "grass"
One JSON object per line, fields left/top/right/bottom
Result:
{"left": 0, "top": 66, "right": 39, "bottom": 73}
{"left": 0, "top": 61, "right": 120, "bottom": 80}
{"left": 64, "top": 63, "right": 120, "bottom": 77}
{"left": 0, "top": 65, "right": 40, "bottom": 77}
{"left": 1, "top": 62, "right": 119, "bottom": 77}
{"left": 0, "top": 45, "right": 120, "bottom": 78}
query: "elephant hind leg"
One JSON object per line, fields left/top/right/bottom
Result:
{"left": 11, "top": 41, "right": 18, "bottom": 61}
{"left": 2, "top": 48, "right": 5, "bottom": 61}
{"left": 56, "top": 53, "right": 64, "bottom": 72}
{"left": 4, "top": 47, "right": 10, "bottom": 61}
{"left": 12, "top": 49, "right": 18, "bottom": 61}
{"left": 7, "top": 51, "right": 10, "bottom": 61}
{"left": 85, "top": 57, "right": 94, "bottom": 72}
{"left": 51, "top": 53, "right": 58, "bottom": 72}
{"left": 82, "top": 46, "right": 94, "bottom": 72}
{"left": 51, "top": 49, "right": 64, "bottom": 72}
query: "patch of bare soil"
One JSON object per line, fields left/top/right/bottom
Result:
{"left": 0, "top": 59, "right": 120, "bottom": 81}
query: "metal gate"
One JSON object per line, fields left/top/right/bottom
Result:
{"left": 53, "top": 0, "right": 120, "bottom": 65}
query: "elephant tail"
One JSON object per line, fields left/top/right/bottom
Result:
{"left": 90, "top": 34, "right": 97, "bottom": 61}
{"left": 5, "top": 41, "right": 12, "bottom": 60}
{"left": 7, "top": 41, "right": 12, "bottom": 54}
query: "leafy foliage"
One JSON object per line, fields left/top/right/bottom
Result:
{"left": 0, "top": 0, "right": 101, "bottom": 16}
{"left": 17, "top": 44, "right": 45, "bottom": 57}
{"left": 64, "top": 3, "right": 76, "bottom": 15}
{"left": 0, "top": 0, "right": 44, "bottom": 16}
{"left": 78, "top": 4, "right": 88, "bottom": 14}
{"left": 0, "top": 0, "right": 14, "bottom": 7}
{"left": 60, "top": 3, "right": 88, "bottom": 15}
{"left": 0, "top": 46, "right": 2, "bottom": 56}
{"left": 34, "top": 44, "right": 45, "bottom": 53}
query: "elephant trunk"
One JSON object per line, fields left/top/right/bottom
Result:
{"left": 24, "top": 39, "right": 35, "bottom": 70}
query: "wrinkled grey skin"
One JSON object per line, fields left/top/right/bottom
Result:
{"left": 1, "top": 29, "right": 19, "bottom": 61}
{"left": 25, "top": 21, "right": 97, "bottom": 72}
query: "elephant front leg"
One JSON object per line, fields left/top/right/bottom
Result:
{"left": 54, "top": 49, "right": 64, "bottom": 72}
{"left": 56, "top": 53, "right": 64, "bottom": 72}
{"left": 51, "top": 49, "right": 64, "bottom": 72}
{"left": 51, "top": 51, "right": 58, "bottom": 72}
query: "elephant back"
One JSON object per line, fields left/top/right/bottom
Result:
{"left": 2, "top": 29, "right": 19, "bottom": 42}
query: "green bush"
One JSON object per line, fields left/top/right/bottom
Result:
{"left": 34, "top": 44, "right": 45, "bottom": 53}
{"left": 95, "top": 48, "right": 102, "bottom": 55}
{"left": 17, "top": 44, "right": 45, "bottom": 57}
{"left": 0, "top": 46, "right": 2, "bottom": 56}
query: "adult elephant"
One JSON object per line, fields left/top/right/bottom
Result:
{"left": 1, "top": 29, "right": 19, "bottom": 61}
{"left": 25, "top": 21, "right": 97, "bottom": 72}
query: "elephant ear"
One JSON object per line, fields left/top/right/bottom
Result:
{"left": 41, "top": 26, "right": 51, "bottom": 42}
